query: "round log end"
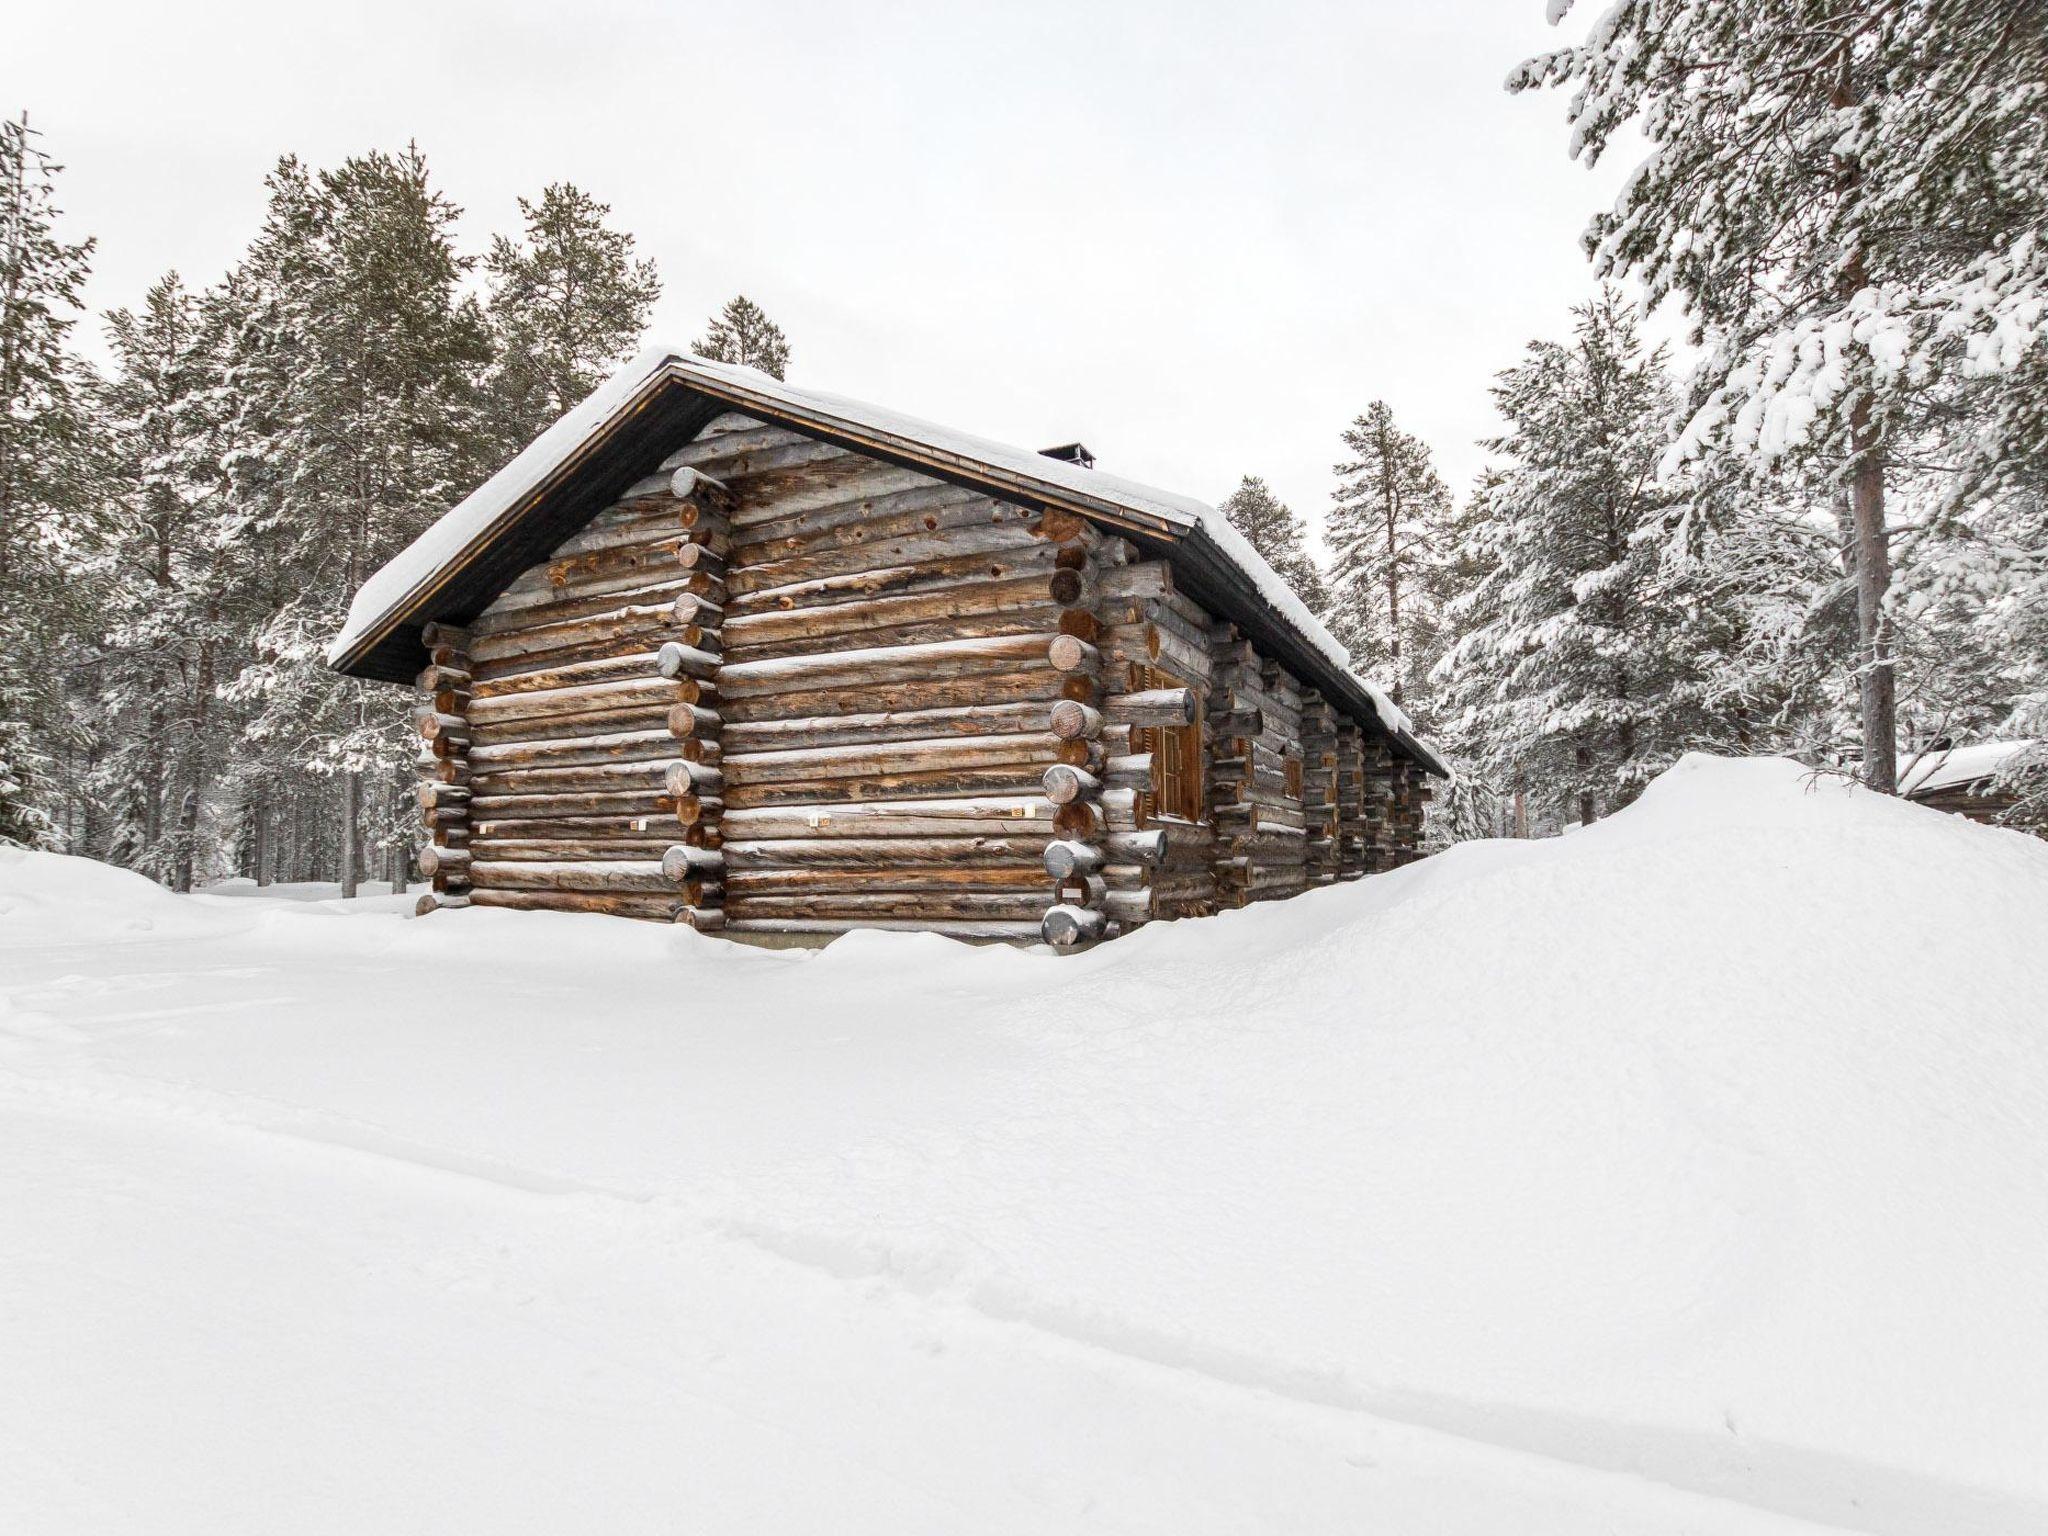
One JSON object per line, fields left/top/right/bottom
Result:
{"left": 1048, "top": 699, "right": 1103, "bottom": 741}
{"left": 1041, "top": 904, "right": 1106, "bottom": 948}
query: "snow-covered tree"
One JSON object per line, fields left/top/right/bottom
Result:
{"left": 1327, "top": 402, "right": 1452, "bottom": 713}
{"left": 484, "top": 182, "right": 660, "bottom": 450}
{"left": 1515, "top": 0, "right": 2048, "bottom": 792}
{"left": 221, "top": 147, "right": 489, "bottom": 896}
{"left": 1218, "top": 475, "right": 1329, "bottom": 617}
{"left": 0, "top": 113, "right": 97, "bottom": 848}
{"left": 1435, "top": 294, "right": 1699, "bottom": 825}
{"left": 88, "top": 273, "right": 241, "bottom": 887}
{"left": 693, "top": 294, "right": 790, "bottom": 379}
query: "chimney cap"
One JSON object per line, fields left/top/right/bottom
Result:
{"left": 1039, "top": 441, "right": 1096, "bottom": 470}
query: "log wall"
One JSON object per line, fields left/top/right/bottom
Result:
{"left": 413, "top": 412, "right": 1431, "bottom": 941}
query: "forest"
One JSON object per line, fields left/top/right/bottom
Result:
{"left": 1, "top": 0, "right": 2042, "bottom": 889}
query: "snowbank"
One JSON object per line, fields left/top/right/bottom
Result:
{"left": 2, "top": 756, "right": 2044, "bottom": 1535}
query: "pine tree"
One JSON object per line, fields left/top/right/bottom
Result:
{"left": 1434, "top": 294, "right": 1699, "bottom": 826}
{"left": 1515, "top": 0, "right": 2048, "bottom": 791}
{"left": 90, "top": 273, "right": 238, "bottom": 887}
{"left": 221, "top": 146, "right": 489, "bottom": 896}
{"left": 0, "top": 113, "right": 97, "bottom": 849}
{"left": 1217, "top": 475, "right": 1329, "bottom": 617}
{"left": 1327, "top": 403, "right": 1451, "bottom": 714}
{"left": 693, "top": 294, "right": 790, "bottom": 379}
{"left": 484, "top": 182, "right": 660, "bottom": 451}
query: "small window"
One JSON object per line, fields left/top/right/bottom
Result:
{"left": 1133, "top": 665, "right": 1205, "bottom": 824}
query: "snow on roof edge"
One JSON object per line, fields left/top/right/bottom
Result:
{"left": 329, "top": 346, "right": 1446, "bottom": 774}
{"left": 1899, "top": 739, "right": 2039, "bottom": 797}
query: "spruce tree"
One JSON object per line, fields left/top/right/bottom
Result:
{"left": 0, "top": 113, "right": 97, "bottom": 849}
{"left": 221, "top": 146, "right": 489, "bottom": 896}
{"left": 693, "top": 295, "right": 791, "bottom": 379}
{"left": 1515, "top": 0, "right": 2048, "bottom": 791}
{"left": 484, "top": 182, "right": 660, "bottom": 451}
{"left": 1434, "top": 294, "right": 1697, "bottom": 825}
{"left": 1217, "top": 475, "right": 1330, "bottom": 617}
{"left": 90, "top": 273, "right": 238, "bottom": 887}
{"left": 1327, "top": 403, "right": 1452, "bottom": 714}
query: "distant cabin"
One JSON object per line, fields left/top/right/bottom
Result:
{"left": 1901, "top": 740, "right": 2041, "bottom": 831}
{"left": 328, "top": 350, "right": 1447, "bottom": 946}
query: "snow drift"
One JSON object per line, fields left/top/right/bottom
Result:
{"left": 2, "top": 755, "right": 2044, "bottom": 1535}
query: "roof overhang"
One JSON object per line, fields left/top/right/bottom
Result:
{"left": 329, "top": 353, "right": 1450, "bottom": 777}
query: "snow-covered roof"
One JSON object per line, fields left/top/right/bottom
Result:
{"left": 328, "top": 346, "right": 1447, "bottom": 776}
{"left": 1900, "top": 740, "right": 2038, "bottom": 798}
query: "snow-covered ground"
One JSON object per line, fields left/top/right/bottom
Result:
{"left": 2, "top": 756, "right": 2044, "bottom": 1535}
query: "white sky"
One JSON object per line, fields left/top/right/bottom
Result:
{"left": 7, "top": 0, "right": 1628, "bottom": 549}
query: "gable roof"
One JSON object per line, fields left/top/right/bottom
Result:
{"left": 327, "top": 347, "right": 1449, "bottom": 777}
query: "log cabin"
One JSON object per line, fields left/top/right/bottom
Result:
{"left": 1901, "top": 739, "right": 2043, "bottom": 833}
{"left": 327, "top": 349, "right": 1449, "bottom": 946}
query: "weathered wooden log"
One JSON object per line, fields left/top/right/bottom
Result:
{"left": 1041, "top": 904, "right": 1106, "bottom": 947}
{"left": 720, "top": 916, "right": 1038, "bottom": 940}
{"left": 1048, "top": 699, "right": 1105, "bottom": 741}
{"left": 662, "top": 760, "right": 726, "bottom": 796}
{"left": 1043, "top": 839, "right": 1104, "bottom": 880}
{"left": 675, "top": 906, "right": 728, "bottom": 933}
{"left": 725, "top": 867, "right": 1045, "bottom": 896}
{"left": 1054, "top": 737, "right": 1108, "bottom": 772}
{"left": 661, "top": 843, "right": 727, "bottom": 880}
{"left": 655, "top": 641, "right": 721, "bottom": 680}
{"left": 671, "top": 466, "right": 731, "bottom": 502}
{"left": 666, "top": 702, "right": 721, "bottom": 739}
{"left": 468, "top": 761, "right": 680, "bottom": 797}
{"left": 1101, "top": 888, "right": 1152, "bottom": 924}
{"left": 1047, "top": 634, "right": 1101, "bottom": 676}
{"left": 1052, "top": 800, "right": 1106, "bottom": 840}
{"left": 415, "top": 710, "right": 470, "bottom": 745}
{"left": 723, "top": 835, "right": 1049, "bottom": 869}
{"left": 471, "top": 788, "right": 677, "bottom": 820}
{"left": 1055, "top": 873, "right": 1108, "bottom": 908}
{"left": 418, "top": 840, "right": 472, "bottom": 875}
{"left": 673, "top": 791, "right": 722, "bottom": 826}
{"left": 1041, "top": 763, "right": 1101, "bottom": 805}
{"left": 720, "top": 795, "right": 1053, "bottom": 840}
{"left": 421, "top": 621, "right": 471, "bottom": 652}
{"left": 675, "top": 542, "right": 726, "bottom": 574}
{"left": 719, "top": 583, "right": 1051, "bottom": 654}
{"left": 467, "top": 727, "right": 681, "bottom": 772}
{"left": 1106, "top": 688, "right": 1197, "bottom": 728}
{"left": 467, "top": 859, "right": 682, "bottom": 894}
{"left": 729, "top": 891, "right": 1051, "bottom": 921}
{"left": 665, "top": 587, "right": 723, "bottom": 626}
{"left": 468, "top": 677, "right": 686, "bottom": 726}
{"left": 416, "top": 782, "right": 471, "bottom": 812}
{"left": 722, "top": 732, "right": 1057, "bottom": 786}
{"left": 721, "top": 763, "right": 1050, "bottom": 809}
{"left": 729, "top": 525, "right": 1049, "bottom": 604}
{"left": 468, "top": 888, "right": 684, "bottom": 920}
{"left": 1103, "top": 753, "right": 1153, "bottom": 789}
{"left": 720, "top": 700, "right": 1047, "bottom": 754}
{"left": 1047, "top": 567, "right": 1097, "bottom": 609}
{"left": 416, "top": 663, "right": 472, "bottom": 693}
{"left": 716, "top": 634, "right": 1056, "bottom": 698}
{"left": 467, "top": 603, "right": 691, "bottom": 664}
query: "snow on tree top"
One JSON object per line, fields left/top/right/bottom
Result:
{"left": 328, "top": 346, "right": 1440, "bottom": 767}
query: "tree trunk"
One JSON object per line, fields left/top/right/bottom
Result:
{"left": 250, "top": 791, "right": 270, "bottom": 885}
{"left": 340, "top": 771, "right": 360, "bottom": 898}
{"left": 171, "top": 788, "right": 198, "bottom": 892}
{"left": 1575, "top": 742, "right": 1596, "bottom": 826}
{"left": 1849, "top": 399, "right": 1896, "bottom": 793}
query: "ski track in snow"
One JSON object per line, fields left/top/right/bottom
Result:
{"left": 2, "top": 1039, "right": 2036, "bottom": 1536}
{"left": 1, "top": 1060, "right": 1876, "bottom": 1536}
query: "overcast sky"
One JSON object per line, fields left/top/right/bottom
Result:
{"left": 8, "top": 0, "right": 1629, "bottom": 547}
